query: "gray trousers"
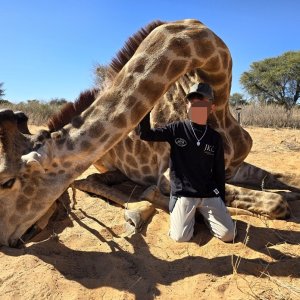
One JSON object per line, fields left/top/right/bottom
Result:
{"left": 169, "top": 196, "right": 236, "bottom": 242}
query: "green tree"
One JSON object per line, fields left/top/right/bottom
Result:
{"left": 49, "top": 98, "right": 68, "bottom": 106}
{"left": 229, "top": 93, "right": 247, "bottom": 106}
{"left": 0, "top": 82, "right": 5, "bottom": 100}
{"left": 240, "top": 51, "right": 300, "bottom": 109}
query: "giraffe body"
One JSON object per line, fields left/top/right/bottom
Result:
{"left": 0, "top": 20, "right": 298, "bottom": 247}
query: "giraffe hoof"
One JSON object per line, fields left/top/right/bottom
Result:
{"left": 124, "top": 209, "right": 143, "bottom": 232}
{"left": 124, "top": 201, "right": 156, "bottom": 232}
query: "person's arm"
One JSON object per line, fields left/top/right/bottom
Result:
{"left": 138, "top": 112, "right": 172, "bottom": 142}
{"left": 213, "top": 135, "right": 225, "bottom": 202}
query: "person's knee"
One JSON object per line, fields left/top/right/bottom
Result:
{"left": 169, "top": 231, "right": 192, "bottom": 242}
{"left": 219, "top": 227, "right": 236, "bottom": 242}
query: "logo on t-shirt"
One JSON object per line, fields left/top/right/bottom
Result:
{"left": 204, "top": 144, "right": 215, "bottom": 155}
{"left": 175, "top": 138, "right": 187, "bottom": 147}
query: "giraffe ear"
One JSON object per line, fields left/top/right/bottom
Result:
{"left": 21, "top": 152, "right": 46, "bottom": 173}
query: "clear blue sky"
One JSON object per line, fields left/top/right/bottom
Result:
{"left": 1, "top": 0, "right": 299, "bottom": 103}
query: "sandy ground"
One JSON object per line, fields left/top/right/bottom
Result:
{"left": 1, "top": 126, "right": 300, "bottom": 300}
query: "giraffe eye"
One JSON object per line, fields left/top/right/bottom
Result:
{"left": 1, "top": 178, "right": 16, "bottom": 189}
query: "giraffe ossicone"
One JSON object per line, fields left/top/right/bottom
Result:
{"left": 0, "top": 19, "right": 299, "bottom": 247}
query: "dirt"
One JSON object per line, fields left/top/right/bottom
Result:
{"left": 0, "top": 126, "right": 300, "bottom": 300}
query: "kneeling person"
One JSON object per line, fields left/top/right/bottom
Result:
{"left": 138, "top": 82, "right": 236, "bottom": 242}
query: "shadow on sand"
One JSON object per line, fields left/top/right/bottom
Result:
{"left": 1, "top": 208, "right": 300, "bottom": 299}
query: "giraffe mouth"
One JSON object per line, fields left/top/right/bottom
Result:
{"left": 11, "top": 224, "right": 41, "bottom": 248}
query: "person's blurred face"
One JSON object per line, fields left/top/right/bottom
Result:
{"left": 186, "top": 94, "right": 215, "bottom": 124}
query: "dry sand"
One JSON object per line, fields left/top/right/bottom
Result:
{"left": 0, "top": 127, "right": 300, "bottom": 300}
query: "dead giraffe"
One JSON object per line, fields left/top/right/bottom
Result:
{"left": 0, "top": 19, "right": 299, "bottom": 247}
{"left": 50, "top": 21, "right": 299, "bottom": 226}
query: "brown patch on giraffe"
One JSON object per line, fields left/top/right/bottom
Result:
{"left": 142, "top": 165, "right": 151, "bottom": 174}
{"left": 164, "top": 23, "right": 190, "bottom": 34}
{"left": 188, "top": 58, "right": 201, "bottom": 70}
{"left": 233, "top": 140, "right": 249, "bottom": 160}
{"left": 55, "top": 137, "right": 66, "bottom": 149}
{"left": 219, "top": 50, "right": 231, "bottom": 70}
{"left": 126, "top": 154, "right": 138, "bottom": 169}
{"left": 208, "top": 72, "right": 227, "bottom": 86}
{"left": 214, "top": 110, "right": 225, "bottom": 125}
{"left": 138, "top": 80, "right": 165, "bottom": 104}
{"left": 166, "top": 60, "right": 187, "bottom": 80}
{"left": 121, "top": 74, "right": 135, "bottom": 92}
{"left": 112, "top": 113, "right": 127, "bottom": 129}
{"left": 229, "top": 126, "right": 242, "bottom": 140}
{"left": 143, "top": 33, "right": 167, "bottom": 55}
{"left": 98, "top": 133, "right": 110, "bottom": 144}
{"left": 71, "top": 116, "right": 84, "bottom": 129}
{"left": 130, "top": 102, "right": 147, "bottom": 125}
{"left": 62, "top": 161, "right": 72, "bottom": 168}
{"left": 214, "top": 85, "right": 229, "bottom": 98}
{"left": 58, "top": 169, "right": 65, "bottom": 175}
{"left": 80, "top": 140, "right": 92, "bottom": 152}
{"left": 21, "top": 173, "right": 30, "bottom": 180}
{"left": 144, "top": 175, "right": 156, "bottom": 183}
{"left": 52, "top": 162, "right": 58, "bottom": 168}
{"left": 151, "top": 155, "right": 158, "bottom": 165}
{"left": 127, "top": 57, "right": 147, "bottom": 74}
{"left": 88, "top": 121, "right": 104, "bottom": 138}
{"left": 214, "top": 35, "right": 227, "bottom": 50}
{"left": 124, "top": 95, "right": 138, "bottom": 107}
{"left": 169, "top": 37, "right": 191, "bottom": 57}
{"left": 124, "top": 138, "right": 134, "bottom": 153}
{"left": 202, "top": 55, "right": 221, "bottom": 72}
{"left": 152, "top": 56, "right": 170, "bottom": 76}
{"left": 75, "top": 165, "right": 86, "bottom": 174}
{"left": 16, "top": 195, "right": 31, "bottom": 211}
{"left": 130, "top": 169, "right": 142, "bottom": 179}
{"left": 66, "top": 139, "right": 75, "bottom": 151}
{"left": 23, "top": 186, "right": 34, "bottom": 197}
{"left": 195, "top": 39, "right": 215, "bottom": 59}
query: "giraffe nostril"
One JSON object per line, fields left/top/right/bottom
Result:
{"left": 1, "top": 178, "right": 16, "bottom": 189}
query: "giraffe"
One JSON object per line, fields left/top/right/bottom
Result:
{"left": 48, "top": 23, "right": 297, "bottom": 227}
{"left": 0, "top": 19, "right": 299, "bottom": 247}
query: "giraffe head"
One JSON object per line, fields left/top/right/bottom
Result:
{"left": 0, "top": 109, "right": 44, "bottom": 246}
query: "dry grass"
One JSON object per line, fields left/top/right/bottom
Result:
{"left": 231, "top": 218, "right": 300, "bottom": 300}
{"left": 230, "top": 103, "right": 300, "bottom": 128}
{"left": 1, "top": 101, "right": 300, "bottom": 128}
{"left": 0, "top": 101, "right": 63, "bottom": 125}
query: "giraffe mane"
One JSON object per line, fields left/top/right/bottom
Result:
{"left": 107, "top": 20, "right": 165, "bottom": 78}
{"left": 47, "top": 20, "right": 165, "bottom": 132}
{"left": 47, "top": 88, "right": 99, "bottom": 132}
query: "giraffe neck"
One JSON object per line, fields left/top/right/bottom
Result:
{"left": 42, "top": 20, "right": 231, "bottom": 180}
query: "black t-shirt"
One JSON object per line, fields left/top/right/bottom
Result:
{"left": 138, "top": 113, "right": 225, "bottom": 201}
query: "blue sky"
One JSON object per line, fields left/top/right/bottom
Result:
{"left": 1, "top": 0, "right": 299, "bottom": 103}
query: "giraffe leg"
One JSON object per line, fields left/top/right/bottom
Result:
{"left": 123, "top": 184, "right": 170, "bottom": 226}
{"left": 73, "top": 171, "right": 158, "bottom": 230}
{"left": 225, "top": 183, "right": 291, "bottom": 219}
{"left": 228, "top": 162, "right": 300, "bottom": 193}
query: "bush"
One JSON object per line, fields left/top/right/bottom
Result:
{"left": 0, "top": 101, "right": 64, "bottom": 125}
{"left": 230, "top": 103, "right": 300, "bottom": 128}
